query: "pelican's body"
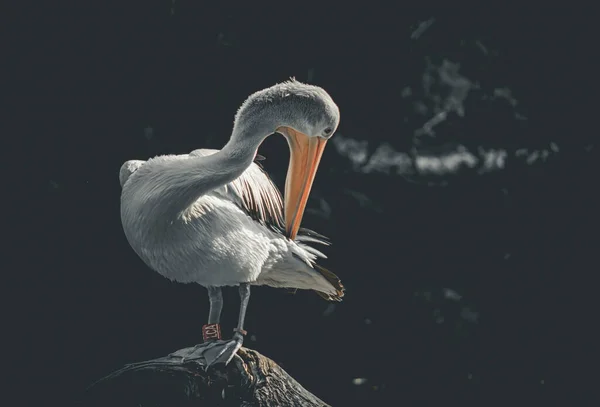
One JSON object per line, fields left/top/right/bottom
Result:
{"left": 119, "top": 80, "right": 343, "bottom": 366}
{"left": 121, "top": 149, "right": 336, "bottom": 293}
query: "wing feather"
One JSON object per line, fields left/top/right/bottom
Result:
{"left": 186, "top": 149, "right": 342, "bottom": 300}
{"left": 189, "top": 148, "right": 284, "bottom": 228}
{"left": 189, "top": 149, "right": 330, "bottom": 250}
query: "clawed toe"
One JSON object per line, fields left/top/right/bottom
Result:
{"left": 172, "top": 338, "right": 242, "bottom": 369}
{"left": 203, "top": 339, "right": 243, "bottom": 369}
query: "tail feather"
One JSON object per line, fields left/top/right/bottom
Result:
{"left": 314, "top": 264, "right": 345, "bottom": 302}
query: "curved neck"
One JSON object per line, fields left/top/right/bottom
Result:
{"left": 212, "top": 119, "right": 273, "bottom": 183}
{"left": 219, "top": 126, "right": 263, "bottom": 167}
{"left": 149, "top": 119, "right": 273, "bottom": 219}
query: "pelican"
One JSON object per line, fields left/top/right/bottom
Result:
{"left": 119, "top": 80, "right": 344, "bottom": 367}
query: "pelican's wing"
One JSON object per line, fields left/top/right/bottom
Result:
{"left": 190, "top": 148, "right": 340, "bottom": 299}
{"left": 189, "top": 148, "right": 284, "bottom": 229}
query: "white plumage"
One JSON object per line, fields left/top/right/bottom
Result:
{"left": 120, "top": 148, "right": 339, "bottom": 296}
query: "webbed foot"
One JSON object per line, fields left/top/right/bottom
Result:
{"left": 169, "top": 329, "right": 245, "bottom": 370}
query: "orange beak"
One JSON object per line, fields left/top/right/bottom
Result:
{"left": 277, "top": 126, "right": 327, "bottom": 240}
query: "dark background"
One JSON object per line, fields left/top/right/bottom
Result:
{"left": 7, "top": 4, "right": 596, "bottom": 406}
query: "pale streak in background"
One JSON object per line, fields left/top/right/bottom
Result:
{"left": 332, "top": 134, "right": 561, "bottom": 177}
{"left": 331, "top": 54, "right": 568, "bottom": 179}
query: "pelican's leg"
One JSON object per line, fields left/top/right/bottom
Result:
{"left": 203, "top": 286, "right": 223, "bottom": 342}
{"left": 177, "top": 284, "right": 249, "bottom": 368}
{"left": 208, "top": 286, "right": 223, "bottom": 324}
{"left": 175, "top": 286, "right": 223, "bottom": 362}
{"left": 233, "top": 283, "right": 251, "bottom": 343}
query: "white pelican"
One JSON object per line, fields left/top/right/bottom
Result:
{"left": 119, "top": 80, "right": 344, "bottom": 367}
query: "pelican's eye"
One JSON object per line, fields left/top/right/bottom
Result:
{"left": 322, "top": 127, "right": 333, "bottom": 137}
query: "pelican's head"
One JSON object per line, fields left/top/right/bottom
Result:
{"left": 234, "top": 79, "right": 340, "bottom": 239}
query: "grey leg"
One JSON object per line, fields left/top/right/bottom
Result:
{"left": 207, "top": 286, "right": 223, "bottom": 324}
{"left": 169, "top": 287, "right": 221, "bottom": 359}
{"left": 177, "top": 284, "right": 247, "bottom": 367}
{"left": 233, "top": 283, "right": 251, "bottom": 342}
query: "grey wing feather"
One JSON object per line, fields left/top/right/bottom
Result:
{"left": 189, "top": 148, "right": 284, "bottom": 228}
